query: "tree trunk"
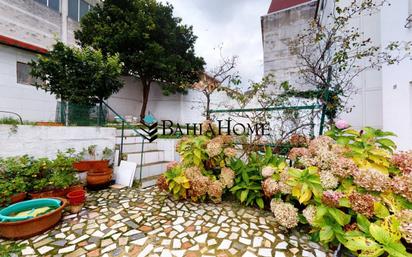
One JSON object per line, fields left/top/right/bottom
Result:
{"left": 206, "top": 93, "right": 211, "bottom": 120}
{"left": 140, "top": 79, "right": 151, "bottom": 122}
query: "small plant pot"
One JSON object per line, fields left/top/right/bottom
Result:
{"left": 67, "top": 190, "right": 86, "bottom": 206}
{"left": 69, "top": 203, "right": 84, "bottom": 214}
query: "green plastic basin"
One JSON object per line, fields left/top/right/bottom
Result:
{"left": 0, "top": 198, "right": 61, "bottom": 222}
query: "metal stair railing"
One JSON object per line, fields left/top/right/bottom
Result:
{"left": 101, "top": 101, "right": 145, "bottom": 185}
{"left": 0, "top": 110, "right": 23, "bottom": 124}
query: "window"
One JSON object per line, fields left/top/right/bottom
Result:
{"left": 80, "top": 0, "right": 90, "bottom": 19}
{"left": 34, "top": 0, "right": 60, "bottom": 12}
{"left": 17, "top": 62, "right": 35, "bottom": 85}
{"left": 69, "top": 0, "right": 92, "bottom": 21}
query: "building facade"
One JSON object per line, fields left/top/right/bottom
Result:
{"left": 262, "top": 0, "right": 412, "bottom": 149}
{"left": 0, "top": 0, "right": 212, "bottom": 124}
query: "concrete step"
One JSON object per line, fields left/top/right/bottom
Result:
{"left": 119, "top": 142, "right": 158, "bottom": 153}
{"left": 134, "top": 161, "right": 168, "bottom": 180}
{"left": 116, "top": 129, "right": 144, "bottom": 137}
{"left": 127, "top": 150, "right": 164, "bottom": 165}
{"left": 140, "top": 175, "right": 159, "bottom": 188}
{"left": 116, "top": 136, "right": 145, "bottom": 144}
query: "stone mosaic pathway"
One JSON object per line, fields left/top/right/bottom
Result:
{"left": 0, "top": 187, "right": 331, "bottom": 257}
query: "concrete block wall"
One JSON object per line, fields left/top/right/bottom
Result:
{"left": 261, "top": 1, "right": 317, "bottom": 86}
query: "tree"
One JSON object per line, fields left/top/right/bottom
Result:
{"left": 222, "top": 75, "right": 316, "bottom": 155}
{"left": 192, "top": 51, "right": 239, "bottom": 120}
{"left": 75, "top": 0, "right": 205, "bottom": 121}
{"left": 30, "top": 41, "right": 123, "bottom": 105}
{"left": 287, "top": 0, "right": 411, "bottom": 122}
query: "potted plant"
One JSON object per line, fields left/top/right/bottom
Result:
{"left": 0, "top": 157, "right": 29, "bottom": 206}
{"left": 0, "top": 178, "right": 27, "bottom": 206}
{"left": 73, "top": 145, "right": 113, "bottom": 171}
{"left": 28, "top": 151, "right": 80, "bottom": 199}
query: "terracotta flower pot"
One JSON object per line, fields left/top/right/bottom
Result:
{"left": 73, "top": 160, "right": 110, "bottom": 172}
{"left": 0, "top": 197, "right": 68, "bottom": 239}
{"left": 67, "top": 190, "right": 86, "bottom": 205}
{"left": 87, "top": 169, "right": 113, "bottom": 187}
{"left": 68, "top": 185, "right": 84, "bottom": 193}
{"left": 0, "top": 192, "right": 26, "bottom": 206}
{"left": 29, "top": 188, "right": 69, "bottom": 199}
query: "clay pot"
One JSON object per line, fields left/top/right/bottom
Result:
{"left": 87, "top": 169, "right": 113, "bottom": 187}
{"left": 73, "top": 160, "right": 110, "bottom": 172}
{"left": 30, "top": 185, "right": 83, "bottom": 199}
{"left": 29, "top": 188, "right": 69, "bottom": 199}
{"left": 0, "top": 192, "right": 27, "bottom": 206}
{"left": 0, "top": 197, "right": 67, "bottom": 239}
{"left": 67, "top": 190, "right": 86, "bottom": 206}
{"left": 68, "top": 185, "right": 84, "bottom": 193}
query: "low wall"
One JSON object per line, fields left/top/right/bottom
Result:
{"left": 0, "top": 125, "right": 116, "bottom": 158}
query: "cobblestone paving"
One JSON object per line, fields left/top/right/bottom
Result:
{"left": 0, "top": 188, "right": 331, "bottom": 257}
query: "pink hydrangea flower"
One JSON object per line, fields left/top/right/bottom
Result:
{"left": 166, "top": 161, "right": 178, "bottom": 170}
{"left": 335, "top": 119, "right": 350, "bottom": 129}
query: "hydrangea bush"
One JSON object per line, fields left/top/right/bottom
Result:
{"left": 157, "top": 121, "right": 237, "bottom": 203}
{"left": 158, "top": 121, "right": 412, "bottom": 256}
{"left": 267, "top": 125, "right": 412, "bottom": 256}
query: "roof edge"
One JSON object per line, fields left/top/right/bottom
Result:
{"left": 0, "top": 35, "right": 48, "bottom": 54}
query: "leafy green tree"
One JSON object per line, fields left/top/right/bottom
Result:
{"left": 30, "top": 41, "right": 123, "bottom": 105}
{"left": 75, "top": 0, "right": 205, "bottom": 121}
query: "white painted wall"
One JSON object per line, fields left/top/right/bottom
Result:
{"left": 381, "top": 0, "right": 412, "bottom": 150}
{"left": 0, "top": 125, "right": 116, "bottom": 158}
{"left": 0, "top": 45, "right": 57, "bottom": 122}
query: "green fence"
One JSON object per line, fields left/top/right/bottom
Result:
{"left": 56, "top": 102, "right": 108, "bottom": 126}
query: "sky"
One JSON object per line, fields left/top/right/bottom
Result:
{"left": 159, "top": 0, "right": 272, "bottom": 85}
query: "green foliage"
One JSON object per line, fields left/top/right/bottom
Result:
{"left": 229, "top": 148, "right": 285, "bottom": 209}
{"left": 30, "top": 41, "right": 123, "bottom": 105}
{"left": 164, "top": 166, "right": 190, "bottom": 200}
{"left": 177, "top": 136, "right": 209, "bottom": 167}
{"left": 326, "top": 126, "right": 397, "bottom": 172}
{"left": 75, "top": 0, "right": 205, "bottom": 119}
{"left": 288, "top": 167, "right": 323, "bottom": 204}
{"left": 344, "top": 218, "right": 410, "bottom": 257}
{"left": 0, "top": 150, "right": 79, "bottom": 201}
{"left": 0, "top": 243, "right": 26, "bottom": 257}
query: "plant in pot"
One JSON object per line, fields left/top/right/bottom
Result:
{"left": 73, "top": 145, "right": 112, "bottom": 171}
{"left": 29, "top": 151, "right": 80, "bottom": 198}
{"left": 0, "top": 156, "right": 32, "bottom": 206}
{"left": 0, "top": 177, "right": 27, "bottom": 206}
{"left": 85, "top": 146, "right": 115, "bottom": 188}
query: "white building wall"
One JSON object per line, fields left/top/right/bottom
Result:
{"left": 381, "top": 0, "right": 412, "bottom": 150}
{"left": 0, "top": 44, "right": 57, "bottom": 121}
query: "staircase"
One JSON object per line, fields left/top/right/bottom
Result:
{"left": 115, "top": 129, "right": 169, "bottom": 188}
